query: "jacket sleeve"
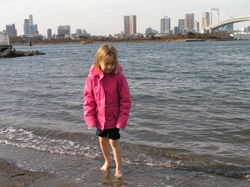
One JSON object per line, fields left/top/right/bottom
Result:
{"left": 116, "top": 76, "right": 131, "bottom": 129}
{"left": 83, "top": 76, "right": 97, "bottom": 129}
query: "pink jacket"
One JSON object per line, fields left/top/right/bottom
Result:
{"left": 83, "top": 65, "right": 131, "bottom": 130}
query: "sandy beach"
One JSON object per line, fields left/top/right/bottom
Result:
{"left": 0, "top": 159, "right": 51, "bottom": 187}
{"left": 0, "top": 159, "right": 87, "bottom": 187}
{"left": 0, "top": 157, "right": 250, "bottom": 187}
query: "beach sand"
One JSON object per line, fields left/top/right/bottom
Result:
{"left": 0, "top": 158, "right": 250, "bottom": 187}
{"left": 0, "top": 159, "right": 50, "bottom": 187}
{"left": 0, "top": 159, "right": 84, "bottom": 187}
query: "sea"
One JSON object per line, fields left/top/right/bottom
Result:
{"left": 0, "top": 41, "right": 249, "bottom": 186}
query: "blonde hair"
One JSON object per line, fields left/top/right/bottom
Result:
{"left": 94, "top": 45, "right": 119, "bottom": 72}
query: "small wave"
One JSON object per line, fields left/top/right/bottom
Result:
{"left": 0, "top": 127, "right": 249, "bottom": 179}
{"left": 120, "top": 142, "right": 250, "bottom": 179}
{"left": 0, "top": 127, "right": 100, "bottom": 159}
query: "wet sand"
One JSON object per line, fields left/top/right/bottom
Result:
{"left": 0, "top": 159, "right": 50, "bottom": 187}
{"left": 1, "top": 158, "right": 250, "bottom": 187}
{"left": 0, "top": 159, "right": 85, "bottom": 187}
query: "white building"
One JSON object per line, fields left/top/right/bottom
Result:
{"left": 185, "top": 13, "right": 195, "bottom": 33}
{"left": 211, "top": 8, "right": 220, "bottom": 25}
{"left": 124, "top": 15, "right": 137, "bottom": 36}
{"left": 178, "top": 19, "right": 185, "bottom": 34}
{"left": 160, "top": 16, "right": 171, "bottom": 34}
{"left": 0, "top": 32, "right": 9, "bottom": 45}
{"left": 201, "top": 12, "right": 210, "bottom": 32}
{"left": 24, "top": 19, "right": 30, "bottom": 35}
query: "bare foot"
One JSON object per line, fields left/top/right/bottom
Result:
{"left": 115, "top": 169, "right": 123, "bottom": 178}
{"left": 100, "top": 162, "right": 110, "bottom": 172}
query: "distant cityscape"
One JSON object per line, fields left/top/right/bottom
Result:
{"left": 1, "top": 8, "right": 250, "bottom": 41}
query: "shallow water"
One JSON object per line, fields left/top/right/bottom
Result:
{"left": 0, "top": 41, "right": 250, "bottom": 185}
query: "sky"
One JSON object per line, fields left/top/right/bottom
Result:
{"left": 1, "top": 0, "right": 250, "bottom": 36}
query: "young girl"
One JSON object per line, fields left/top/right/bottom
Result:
{"left": 83, "top": 45, "right": 131, "bottom": 178}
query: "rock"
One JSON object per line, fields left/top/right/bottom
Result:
{"left": 0, "top": 48, "right": 45, "bottom": 58}
{"left": 0, "top": 48, "right": 16, "bottom": 57}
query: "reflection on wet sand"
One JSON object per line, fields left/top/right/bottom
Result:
{"left": 102, "top": 170, "right": 123, "bottom": 187}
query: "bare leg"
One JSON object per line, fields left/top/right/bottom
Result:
{"left": 99, "top": 137, "right": 110, "bottom": 171}
{"left": 109, "top": 139, "right": 122, "bottom": 178}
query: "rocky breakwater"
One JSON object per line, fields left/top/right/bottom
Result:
{"left": 0, "top": 48, "right": 45, "bottom": 58}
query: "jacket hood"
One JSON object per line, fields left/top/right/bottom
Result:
{"left": 88, "top": 64, "right": 123, "bottom": 78}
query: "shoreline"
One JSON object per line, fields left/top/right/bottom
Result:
{"left": 0, "top": 156, "right": 249, "bottom": 187}
{"left": 10, "top": 38, "right": 235, "bottom": 46}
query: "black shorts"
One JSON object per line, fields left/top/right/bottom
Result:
{"left": 96, "top": 128, "right": 120, "bottom": 140}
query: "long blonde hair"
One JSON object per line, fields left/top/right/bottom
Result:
{"left": 94, "top": 45, "right": 119, "bottom": 72}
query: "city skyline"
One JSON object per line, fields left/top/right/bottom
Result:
{"left": 1, "top": 0, "right": 250, "bottom": 36}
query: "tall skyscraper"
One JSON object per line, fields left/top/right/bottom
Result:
{"left": 160, "top": 16, "right": 171, "bottom": 34}
{"left": 29, "top": 15, "right": 33, "bottom": 26}
{"left": 201, "top": 12, "right": 210, "bottom": 28}
{"left": 130, "top": 15, "right": 137, "bottom": 35}
{"left": 185, "top": 13, "right": 195, "bottom": 32}
{"left": 124, "top": 16, "right": 130, "bottom": 36}
{"left": 24, "top": 19, "right": 30, "bottom": 35}
{"left": 23, "top": 15, "right": 38, "bottom": 36}
{"left": 6, "top": 24, "right": 17, "bottom": 38}
{"left": 211, "top": 8, "right": 220, "bottom": 25}
{"left": 201, "top": 12, "right": 210, "bottom": 33}
{"left": 124, "top": 15, "right": 137, "bottom": 36}
{"left": 178, "top": 19, "right": 185, "bottom": 34}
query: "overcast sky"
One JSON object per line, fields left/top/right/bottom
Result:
{"left": 1, "top": 0, "right": 250, "bottom": 36}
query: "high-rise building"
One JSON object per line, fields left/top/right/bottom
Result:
{"left": 178, "top": 19, "right": 185, "bottom": 34}
{"left": 124, "top": 16, "right": 130, "bottom": 36}
{"left": 6, "top": 24, "right": 17, "bottom": 38}
{"left": 47, "top": 29, "right": 52, "bottom": 39}
{"left": 29, "top": 15, "right": 33, "bottom": 26}
{"left": 194, "top": 21, "right": 200, "bottom": 33}
{"left": 211, "top": 8, "right": 220, "bottom": 25}
{"left": 23, "top": 15, "right": 38, "bottom": 36}
{"left": 185, "top": 13, "right": 195, "bottom": 32}
{"left": 58, "top": 25, "right": 71, "bottom": 38}
{"left": 160, "top": 16, "right": 171, "bottom": 34}
{"left": 24, "top": 19, "right": 30, "bottom": 35}
{"left": 124, "top": 15, "right": 137, "bottom": 36}
{"left": 31, "top": 24, "right": 38, "bottom": 35}
{"left": 130, "top": 15, "right": 137, "bottom": 35}
{"left": 201, "top": 12, "right": 210, "bottom": 28}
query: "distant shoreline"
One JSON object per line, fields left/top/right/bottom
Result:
{"left": 11, "top": 38, "right": 233, "bottom": 46}
{"left": 9, "top": 33, "right": 235, "bottom": 45}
